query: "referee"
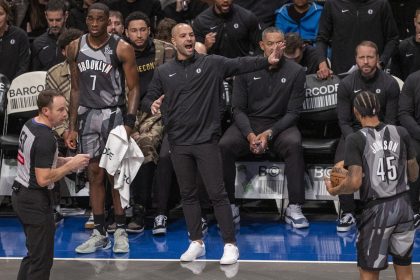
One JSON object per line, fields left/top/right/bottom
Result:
{"left": 12, "top": 89, "right": 90, "bottom": 280}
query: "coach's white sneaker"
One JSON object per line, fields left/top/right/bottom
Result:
{"left": 75, "top": 229, "right": 111, "bottom": 253}
{"left": 220, "top": 243, "right": 239, "bottom": 265}
{"left": 113, "top": 228, "right": 129, "bottom": 253}
{"left": 180, "top": 241, "right": 205, "bottom": 262}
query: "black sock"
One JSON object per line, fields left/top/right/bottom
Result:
{"left": 115, "top": 214, "right": 126, "bottom": 229}
{"left": 93, "top": 214, "right": 106, "bottom": 235}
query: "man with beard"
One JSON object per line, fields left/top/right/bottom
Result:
{"left": 334, "top": 41, "right": 400, "bottom": 232}
{"left": 142, "top": 23, "right": 282, "bottom": 264}
{"left": 192, "top": 0, "right": 260, "bottom": 58}
{"left": 107, "top": 10, "right": 124, "bottom": 36}
{"left": 31, "top": 0, "right": 68, "bottom": 71}
{"left": 66, "top": 3, "right": 140, "bottom": 254}
{"left": 120, "top": 11, "right": 175, "bottom": 234}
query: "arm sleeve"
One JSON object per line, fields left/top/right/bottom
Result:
{"left": 398, "top": 126, "right": 417, "bottom": 160}
{"left": 271, "top": 69, "right": 306, "bottom": 136}
{"left": 34, "top": 134, "right": 56, "bottom": 168}
{"left": 220, "top": 55, "right": 270, "bottom": 78}
{"left": 30, "top": 42, "right": 42, "bottom": 71}
{"left": 398, "top": 76, "right": 420, "bottom": 140}
{"left": 141, "top": 68, "right": 164, "bottom": 113}
{"left": 315, "top": 1, "right": 332, "bottom": 62}
{"left": 390, "top": 46, "right": 402, "bottom": 79}
{"left": 384, "top": 79, "right": 399, "bottom": 125}
{"left": 16, "top": 32, "right": 30, "bottom": 77}
{"left": 379, "top": 1, "right": 399, "bottom": 66}
{"left": 192, "top": 17, "right": 206, "bottom": 43}
{"left": 247, "top": 13, "right": 261, "bottom": 55}
{"left": 337, "top": 82, "right": 355, "bottom": 138}
{"left": 232, "top": 74, "right": 253, "bottom": 138}
{"left": 344, "top": 133, "right": 364, "bottom": 168}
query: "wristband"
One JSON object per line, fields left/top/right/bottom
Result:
{"left": 123, "top": 113, "right": 136, "bottom": 129}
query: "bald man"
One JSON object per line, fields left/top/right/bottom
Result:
{"left": 142, "top": 23, "right": 282, "bottom": 264}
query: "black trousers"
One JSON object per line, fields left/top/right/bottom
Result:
{"left": 409, "top": 139, "right": 420, "bottom": 213}
{"left": 171, "top": 142, "right": 235, "bottom": 243}
{"left": 11, "top": 183, "right": 55, "bottom": 280}
{"left": 219, "top": 123, "right": 305, "bottom": 205}
{"left": 335, "top": 135, "right": 356, "bottom": 214}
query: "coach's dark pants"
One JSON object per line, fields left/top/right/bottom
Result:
{"left": 171, "top": 142, "right": 235, "bottom": 243}
{"left": 335, "top": 136, "right": 356, "bottom": 214}
{"left": 11, "top": 183, "right": 55, "bottom": 280}
{"left": 219, "top": 123, "right": 305, "bottom": 205}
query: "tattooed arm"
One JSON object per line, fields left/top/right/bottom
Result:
{"left": 325, "top": 165, "right": 363, "bottom": 196}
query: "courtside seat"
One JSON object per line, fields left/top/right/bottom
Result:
{"left": 0, "top": 135, "right": 19, "bottom": 150}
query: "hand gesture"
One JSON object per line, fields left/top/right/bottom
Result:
{"left": 317, "top": 61, "right": 333, "bottom": 79}
{"left": 267, "top": 41, "right": 285, "bottom": 65}
{"left": 151, "top": 95, "right": 164, "bottom": 115}
{"left": 204, "top": 32, "right": 217, "bottom": 50}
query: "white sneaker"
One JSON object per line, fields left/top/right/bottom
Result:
{"left": 84, "top": 213, "right": 94, "bottom": 229}
{"left": 180, "top": 241, "right": 205, "bottom": 262}
{"left": 231, "top": 204, "right": 240, "bottom": 224}
{"left": 75, "top": 229, "right": 111, "bottom": 253}
{"left": 113, "top": 228, "right": 129, "bottom": 253}
{"left": 284, "top": 204, "right": 309, "bottom": 229}
{"left": 220, "top": 243, "right": 239, "bottom": 265}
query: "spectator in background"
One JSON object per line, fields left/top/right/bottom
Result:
{"left": 68, "top": 0, "right": 101, "bottom": 32}
{"left": 22, "top": 0, "right": 49, "bottom": 39}
{"left": 0, "top": 0, "right": 30, "bottom": 81}
{"left": 107, "top": 10, "right": 124, "bottom": 36}
{"left": 162, "top": 0, "right": 210, "bottom": 24}
{"left": 391, "top": 8, "right": 420, "bottom": 81}
{"left": 108, "top": 0, "right": 164, "bottom": 30}
{"left": 389, "top": 0, "right": 420, "bottom": 40}
{"left": 155, "top": 17, "right": 177, "bottom": 43}
{"left": 31, "top": 0, "right": 68, "bottom": 71}
{"left": 316, "top": 0, "right": 399, "bottom": 78}
{"left": 284, "top": 32, "right": 325, "bottom": 75}
{"left": 275, "top": 0, "right": 323, "bottom": 45}
{"left": 235, "top": 0, "right": 288, "bottom": 30}
{"left": 192, "top": 0, "right": 261, "bottom": 58}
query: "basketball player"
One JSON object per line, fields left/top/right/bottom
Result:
{"left": 325, "top": 90, "right": 418, "bottom": 280}
{"left": 65, "top": 3, "right": 140, "bottom": 254}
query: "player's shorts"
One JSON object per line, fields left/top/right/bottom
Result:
{"left": 78, "top": 106, "right": 123, "bottom": 159}
{"left": 357, "top": 192, "right": 415, "bottom": 271}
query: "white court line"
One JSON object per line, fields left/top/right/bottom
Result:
{"left": 0, "top": 257, "right": 419, "bottom": 265}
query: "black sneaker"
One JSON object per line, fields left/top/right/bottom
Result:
{"left": 336, "top": 212, "right": 356, "bottom": 232}
{"left": 127, "top": 204, "right": 145, "bottom": 233}
{"left": 152, "top": 214, "right": 167, "bottom": 235}
{"left": 414, "top": 213, "right": 420, "bottom": 229}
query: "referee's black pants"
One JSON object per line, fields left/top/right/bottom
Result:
{"left": 170, "top": 142, "right": 236, "bottom": 243}
{"left": 219, "top": 123, "right": 305, "bottom": 205}
{"left": 11, "top": 183, "right": 55, "bottom": 280}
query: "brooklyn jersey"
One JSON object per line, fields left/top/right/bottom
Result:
{"left": 345, "top": 123, "right": 416, "bottom": 202}
{"left": 76, "top": 34, "right": 125, "bottom": 109}
{"left": 15, "top": 119, "right": 58, "bottom": 190}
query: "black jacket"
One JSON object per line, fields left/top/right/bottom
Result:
{"left": 233, "top": 57, "right": 306, "bottom": 138}
{"left": 300, "top": 45, "right": 323, "bottom": 74}
{"left": 192, "top": 4, "right": 260, "bottom": 58}
{"left": 31, "top": 30, "right": 65, "bottom": 71}
{"left": 142, "top": 52, "right": 270, "bottom": 145}
{"left": 109, "top": 0, "right": 164, "bottom": 29}
{"left": 0, "top": 26, "right": 30, "bottom": 81}
{"left": 316, "top": 0, "right": 399, "bottom": 74}
{"left": 399, "top": 71, "right": 420, "bottom": 141}
{"left": 337, "top": 69, "right": 399, "bottom": 138}
{"left": 390, "top": 36, "right": 420, "bottom": 81}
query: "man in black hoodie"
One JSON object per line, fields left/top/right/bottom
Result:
{"left": 142, "top": 23, "right": 281, "bottom": 264}
{"left": 316, "top": 0, "right": 399, "bottom": 78}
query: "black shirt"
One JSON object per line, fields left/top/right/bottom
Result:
{"left": 134, "top": 40, "right": 157, "bottom": 101}
{"left": 232, "top": 57, "right": 306, "bottom": 138}
{"left": 235, "top": 0, "right": 288, "bottom": 29}
{"left": 398, "top": 71, "right": 420, "bottom": 141}
{"left": 31, "top": 30, "right": 65, "bottom": 71}
{"left": 390, "top": 36, "right": 420, "bottom": 81}
{"left": 0, "top": 26, "right": 30, "bottom": 81}
{"left": 193, "top": 4, "right": 261, "bottom": 58}
{"left": 299, "top": 45, "right": 323, "bottom": 74}
{"left": 288, "top": 5, "right": 307, "bottom": 22}
{"left": 337, "top": 69, "right": 400, "bottom": 138}
{"left": 109, "top": 0, "right": 164, "bottom": 29}
{"left": 142, "top": 52, "right": 270, "bottom": 145}
{"left": 15, "top": 119, "right": 58, "bottom": 189}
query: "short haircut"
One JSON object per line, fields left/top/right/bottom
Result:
{"left": 155, "top": 17, "right": 177, "bottom": 43}
{"left": 284, "top": 32, "right": 304, "bottom": 55}
{"left": 262, "top": 26, "right": 283, "bottom": 41}
{"left": 0, "top": 0, "right": 12, "bottom": 23}
{"left": 355, "top": 40, "right": 379, "bottom": 56}
{"left": 88, "top": 2, "right": 109, "bottom": 17}
{"left": 125, "top": 11, "right": 150, "bottom": 29}
{"left": 57, "top": 28, "right": 83, "bottom": 50}
{"left": 37, "top": 89, "right": 64, "bottom": 112}
{"left": 109, "top": 10, "right": 123, "bottom": 22}
{"left": 46, "top": 0, "right": 67, "bottom": 13}
{"left": 353, "top": 90, "right": 380, "bottom": 117}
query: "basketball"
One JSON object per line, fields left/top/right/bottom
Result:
{"left": 330, "top": 167, "right": 348, "bottom": 188}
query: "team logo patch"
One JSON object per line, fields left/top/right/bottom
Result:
{"left": 281, "top": 78, "right": 286, "bottom": 83}
{"left": 104, "top": 46, "right": 113, "bottom": 55}
{"left": 196, "top": 68, "right": 201, "bottom": 74}
{"left": 234, "top": 23, "right": 239, "bottom": 29}
{"left": 368, "top": 9, "right": 373, "bottom": 14}
{"left": 10, "top": 39, "right": 15, "bottom": 45}
{"left": 376, "top": 89, "right": 381, "bottom": 94}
